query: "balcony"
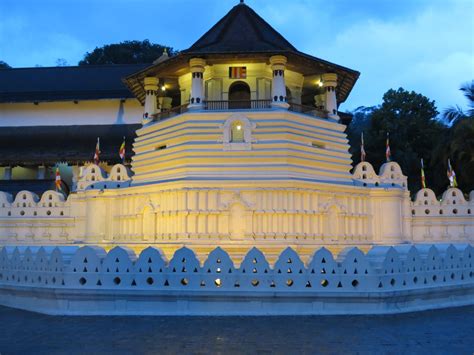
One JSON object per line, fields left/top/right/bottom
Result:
{"left": 204, "top": 99, "right": 272, "bottom": 110}
{"left": 152, "top": 100, "right": 328, "bottom": 122}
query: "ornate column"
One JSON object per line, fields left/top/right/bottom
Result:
{"left": 270, "top": 55, "right": 289, "bottom": 109}
{"left": 322, "top": 73, "right": 339, "bottom": 119}
{"left": 142, "top": 77, "right": 159, "bottom": 124}
{"left": 189, "top": 58, "right": 206, "bottom": 110}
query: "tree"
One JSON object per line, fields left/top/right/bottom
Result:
{"left": 79, "top": 40, "right": 176, "bottom": 65}
{"left": 0, "top": 61, "right": 11, "bottom": 69}
{"left": 348, "top": 88, "right": 447, "bottom": 195}
{"left": 442, "top": 81, "right": 474, "bottom": 123}
{"left": 346, "top": 106, "right": 375, "bottom": 165}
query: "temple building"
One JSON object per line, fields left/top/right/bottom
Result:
{"left": 0, "top": 64, "right": 146, "bottom": 194}
{"left": 0, "top": 1, "right": 472, "bottom": 260}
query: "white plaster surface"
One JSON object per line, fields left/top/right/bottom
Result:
{"left": 0, "top": 243, "right": 473, "bottom": 315}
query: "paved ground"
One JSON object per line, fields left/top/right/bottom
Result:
{"left": 0, "top": 305, "right": 473, "bottom": 354}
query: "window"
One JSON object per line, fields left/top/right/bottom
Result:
{"left": 230, "top": 121, "right": 244, "bottom": 142}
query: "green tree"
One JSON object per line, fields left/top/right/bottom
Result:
{"left": 438, "top": 82, "right": 474, "bottom": 193}
{"left": 0, "top": 61, "right": 11, "bottom": 69}
{"left": 354, "top": 88, "right": 447, "bottom": 195}
{"left": 79, "top": 40, "right": 175, "bottom": 65}
{"left": 346, "top": 106, "right": 375, "bottom": 165}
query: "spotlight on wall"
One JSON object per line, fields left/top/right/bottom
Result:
{"left": 236, "top": 125, "right": 242, "bottom": 130}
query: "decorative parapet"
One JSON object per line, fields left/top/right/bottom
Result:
{"left": 0, "top": 244, "right": 472, "bottom": 292}
{"left": 411, "top": 187, "right": 473, "bottom": 217}
{"left": 352, "top": 161, "right": 407, "bottom": 189}
{"left": 77, "top": 163, "right": 132, "bottom": 190}
{"left": 0, "top": 243, "right": 473, "bottom": 315}
{"left": 0, "top": 190, "right": 68, "bottom": 219}
{"left": 411, "top": 187, "right": 474, "bottom": 242}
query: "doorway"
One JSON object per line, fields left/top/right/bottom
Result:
{"left": 229, "top": 81, "right": 251, "bottom": 109}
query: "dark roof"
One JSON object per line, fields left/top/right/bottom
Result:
{"left": 184, "top": 2, "right": 297, "bottom": 54}
{"left": 0, "top": 124, "right": 140, "bottom": 166}
{"left": 0, "top": 179, "right": 56, "bottom": 198}
{"left": 124, "top": 3, "right": 359, "bottom": 105}
{"left": 0, "top": 64, "right": 149, "bottom": 103}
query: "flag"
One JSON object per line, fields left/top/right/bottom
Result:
{"left": 447, "top": 159, "right": 458, "bottom": 188}
{"left": 55, "top": 167, "right": 63, "bottom": 192}
{"left": 94, "top": 137, "right": 100, "bottom": 165}
{"left": 229, "top": 66, "right": 247, "bottom": 79}
{"left": 420, "top": 158, "right": 426, "bottom": 189}
{"left": 385, "top": 132, "right": 391, "bottom": 162}
{"left": 360, "top": 132, "right": 366, "bottom": 162}
{"left": 119, "top": 137, "right": 126, "bottom": 163}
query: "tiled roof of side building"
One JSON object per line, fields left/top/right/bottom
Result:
{"left": 0, "top": 64, "right": 149, "bottom": 103}
{"left": 0, "top": 124, "right": 141, "bottom": 166}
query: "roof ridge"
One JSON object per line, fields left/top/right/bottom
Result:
{"left": 2, "top": 63, "right": 150, "bottom": 71}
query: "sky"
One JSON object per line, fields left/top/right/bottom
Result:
{"left": 0, "top": 0, "right": 473, "bottom": 112}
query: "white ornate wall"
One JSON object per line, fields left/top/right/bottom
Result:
{"left": 0, "top": 244, "right": 472, "bottom": 315}
{"left": 411, "top": 188, "right": 474, "bottom": 242}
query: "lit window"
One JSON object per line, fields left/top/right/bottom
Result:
{"left": 231, "top": 121, "right": 244, "bottom": 142}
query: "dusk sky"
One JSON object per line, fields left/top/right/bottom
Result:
{"left": 0, "top": 0, "right": 472, "bottom": 112}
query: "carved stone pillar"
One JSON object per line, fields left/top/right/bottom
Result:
{"left": 189, "top": 58, "right": 206, "bottom": 110}
{"left": 143, "top": 77, "right": 159, "bottom": 124}
{"left": 270, "top": 55, "right": 289, "bottom": 109}
{"left": 322, "top": 73, "right": 339, "bottom": 119}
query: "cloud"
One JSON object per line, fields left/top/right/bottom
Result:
{"left": 307, "top": 1, "right": 474, "bottom": 112}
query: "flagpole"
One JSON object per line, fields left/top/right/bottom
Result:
{"left": 385, "top": 132, "right": 391, "bottom": 162}
{"left": 360, "top": 132, "right": 366, "bottom": 162}
{"left": 420, "top": 158, "right": 426, "bottom": 189}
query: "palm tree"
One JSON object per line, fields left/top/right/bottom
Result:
{"left": 443, "top": 81, "right": 474, "bottom": 123}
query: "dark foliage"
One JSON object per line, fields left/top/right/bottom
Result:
{"left": 0, "top": 61, "right": 11, "bottom": 69}
{"left": 347, "top": 87, "right": 473, "bottom": 196}
{"left": 79, "top": 40, "right": 176, "bottom": 65}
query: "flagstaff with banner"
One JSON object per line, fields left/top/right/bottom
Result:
{"left": 55, "top": 167, "right": 63, "bottom": 193}
{"left": 385, "top": 132, "right": 391, "bottom": 162}
{"left": 447, "top": 159, "right": 458, "bottom": 188}
{"left": 420, "top": 158, "right": 426, "bottom": 189}
{"left": 94, "top": 137, "right": 100, "bottom": 165}
{"left": 361, "top": 132, "right": 366, "bottom": 162}
{"left": 119, "top": 137, "right": 126, "bottom": 163}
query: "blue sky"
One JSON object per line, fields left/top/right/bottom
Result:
{"left": 0, "top": 0, "right": 472, "bottom": 112}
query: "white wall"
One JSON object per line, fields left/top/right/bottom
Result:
{"left": 0, "top": 99, "right": 143, "bottom": 127}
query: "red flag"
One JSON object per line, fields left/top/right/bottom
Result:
{"left": 94, "top": 137, "right": 100, "bottom": 165}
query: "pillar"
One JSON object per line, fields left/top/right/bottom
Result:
{"left": 3, "top": 166, "right": 12, "bottom": 180}
{"left": 189, "top": 58, "right": 206, "bottom": 110}
{"left": 270, "top": 55, "right": 289, "bottom": 109}
{"left": 142, "top": 77, "right": 159, "bottom": 124}
{"left": 322, "top": 73, "right": 339, "bottom": 119}
{"left": 37, "top": 165, "right": 46, "bottom": 180}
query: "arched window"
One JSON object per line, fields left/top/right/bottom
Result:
{"left": 229, "top": 81, "right": 250, "bottom": 109}
{"left": 231, "top": 121, "right": 244, "bottom": 142}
